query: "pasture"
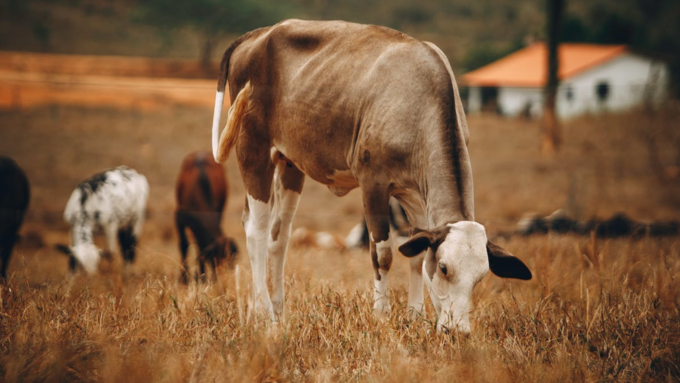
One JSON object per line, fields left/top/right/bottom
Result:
{"left": 0, "top": 104, "right": 679, "bottom": 381}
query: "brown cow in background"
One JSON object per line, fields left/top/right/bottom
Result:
{"left": 0, "top": 156, "right": 30, "bottom": 281}
{"left": 175, "top": 151, "right": 237, "bottom": 283}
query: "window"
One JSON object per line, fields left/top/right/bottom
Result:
{"left": 565, "top": 86, "right": 574, "bottom": 101}
{"left": 596, "top": 81, "right": 610, "bottom": 101}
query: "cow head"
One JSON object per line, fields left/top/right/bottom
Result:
{"left": 55, "top": 243, "right": 101, "bottom": 274}
{"left": 203, "top": 236, "right": 239, "bottom": 269}
{"left": 398, "top": 221, "right": 531, "bottom": 334}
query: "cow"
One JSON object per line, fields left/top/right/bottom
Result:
{"left": 0, "top": 156, "right": 30, "bottom": 281}
{"left": 175, "top": 151, "right": 238, "bottom": 283}
{"left": 57, "top": 166, "right": 148, "bottom": 273}
{"left": 211, "top": 19, "right": 532, "bottom": 333}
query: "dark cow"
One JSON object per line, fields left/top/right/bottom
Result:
{"left": 0, "top": 156, "right": 30, "bottom": 281}
{"left": 211, "top": 20, "right": 531, "bottom": 333}
{"left": 517, "top": 210, "right": 679, "bottom": 238}
{"left": 175, "top": 151, "right": 237, "bottom": 283}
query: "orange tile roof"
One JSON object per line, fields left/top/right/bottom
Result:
{"left": 462, "top": 43, "right": 628, "bottom": 87}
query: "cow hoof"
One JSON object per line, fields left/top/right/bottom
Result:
{"left": 373, "top": 300, "right": 391, "bottom": 316}
{"left": 251, "top": 299, "right": 276, "bottom": 321}
{"left": 272, "top": 299, "right": 284, "bottom": 318}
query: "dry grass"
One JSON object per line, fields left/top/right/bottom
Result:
{"left": 0, "top": 105, "right": 679, "bottom": 382}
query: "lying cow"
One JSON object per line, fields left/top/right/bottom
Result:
{"left": 0, "top": 156, "right": 30, "bottom": 280}
{"left": 175, "top": 151, "right": 238, "bottom": 283}
{"left": 57, "top": 166, "right": 148, "bottom": 273}
{"left": 517, "top": 210, "right": 680, "bottom": 238}
{"left": 211, "top": 19, "right": 532, "bottom": 333}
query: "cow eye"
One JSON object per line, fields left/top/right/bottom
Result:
{"left": 438, "top": 262, "right": 447, "bottom": 276}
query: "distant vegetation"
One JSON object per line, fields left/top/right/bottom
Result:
{"left": 0, "top": 0, "right": 678, "bottom": 93}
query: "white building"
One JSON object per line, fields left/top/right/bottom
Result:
{"left": 462, "top": 43, "right": 669, "bottom": 120}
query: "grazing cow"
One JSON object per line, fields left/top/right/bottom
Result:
{"left": 211, "top": 20, "right": 532, "bottom": 333}
{"left": 0, "top": 156, "right": 30, "bottom": 280}
{"left": 175, "top": 151, "right": 237, "bottom": 283}
{"left": 58, "top": 166, "right": 148, "bottom": 273}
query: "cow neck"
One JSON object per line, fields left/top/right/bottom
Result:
{"left": 73, "top": 219, "right": 94, "bottom": 247}
{"left": 420, "top": 118, "right": 475, "bottom": 228}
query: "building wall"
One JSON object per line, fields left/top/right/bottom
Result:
{"left": 466, "top": 53, "right": 669, "bottom": 120}
{"left": 557, "top": 53, "right": 668, "bottom": 119}
{"left": 497, "top": 87, "right": 543, "bottom": 118}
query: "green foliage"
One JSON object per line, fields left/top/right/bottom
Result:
{"left": 462, "top": 38, "right": 525, "bottom": 72}
{"left": 564, "top": 0, "right": 680, "bottom": 95}
{"left": 0, "top": 0, "right": 30, "bottom": 18}
{"left": 390, "top": 3, "right": 434, "bottom": 30}
{"left": 135, "top": 0, "right": 287, "bottom": 35}
{"left": 134, "top": 0, "right": 294, "bottom": 66}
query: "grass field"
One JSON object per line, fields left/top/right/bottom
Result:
{"left": 0, "top": 104, "right": 679, "bottom": 381}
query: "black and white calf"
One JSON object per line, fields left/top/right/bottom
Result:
{"left": 58, "top": 166, "right": 148, "bottom": 273}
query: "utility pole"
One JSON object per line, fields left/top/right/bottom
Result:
{"left": 543, "top": 0, "right": 564, "bottom": 155}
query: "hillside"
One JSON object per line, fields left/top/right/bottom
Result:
{"left": 0, "top": 0, "right": 545, "bottom": 71}
{"left": 2, "top": 0, "right": 677, "bottom": 82}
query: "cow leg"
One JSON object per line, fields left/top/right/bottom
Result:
{"left": 238, "top": 142, "right": 276, "bottom": 319}
{"left": 395, "top": 195, "right": 428, "bottom": 315}
{"left": 175, "top": 212, "right": 191, "bottom": 283}
{"left": 0, "top": 237, "right": 12, "bottom": 281}
{"left": 362, "top": 187, "right": 393, "bottom": 315}
{"left": 126, "top": 215, "right": 144, "bottom": 264}
{"left": 198, "top": 257, "right": 207, "bottom": 283}
{"left": 105, "top": 222, "right": 119, "bottom": 260}
{"left": 210, "top": 255, "right": 218, "bottom": 282}
{"left": 118, "top": 226, "right": 137, "bottom": 264}
{"left": 243, "top": 192, "right": 274, "bottom": 318}
{"left": 268, "top": 161, "right": 304, "bottom": 317}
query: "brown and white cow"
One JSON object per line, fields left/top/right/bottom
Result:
{"left": 211, "top": 19, "right": 531, "bottom": 333}
{"left": 175, "top": 151, "right": 237, "bottom": 283}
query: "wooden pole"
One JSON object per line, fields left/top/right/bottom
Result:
{"left": 542, "top": 0, "right": 564, "bottom": 156}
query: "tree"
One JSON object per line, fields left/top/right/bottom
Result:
{"left": 542, "top": 0, "right": 564, "bottom": 156}
{"left": 135, "top": 0, "right": 288, "bottom": 71}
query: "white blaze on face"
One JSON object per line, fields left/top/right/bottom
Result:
{"left": 423, "top": 221, "right": 489, "bottom": 334}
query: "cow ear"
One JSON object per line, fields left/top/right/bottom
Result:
{"left": 486, "top": 240, "right": 532, "bottom": 280}
{"left": 398, "top": 231, "right": 432, "bottom": 257}
{"left": 398, "top": 226, "right": 449, "bottom": 257}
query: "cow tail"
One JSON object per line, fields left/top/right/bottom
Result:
{"left": 212, "top": 29, "right": 264, "bottom": 162}
{"left": 216, "top": 81, "right": 252, "bottom": 163}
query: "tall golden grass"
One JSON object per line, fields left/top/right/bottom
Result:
{"left": 0, "top": 105, "right": 678, "bottom": 381}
